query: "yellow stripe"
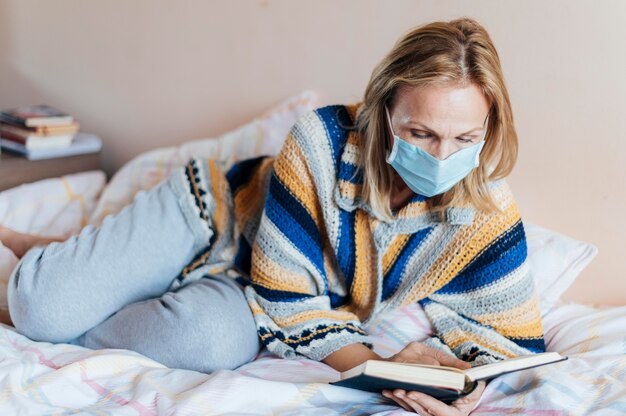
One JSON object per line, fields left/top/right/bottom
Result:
{"left": 348, "top": 210, "right": 377, "bottom": 321}
{"left": 250, "top": 248, "right": 314, "bottom": 294}
{"left": 337, "top": 180, "right": 362, "bottom": 201}
{"left": 382, "top": 234, "right": 410, "bottom": 275}
{"left": 273, "top": 309, "right": 358, "bottom": 327}
{"left": 345, "top": 103, "right": 360, "bottom": 123}
{"left": 443, "top": 330, "right": 518, "bottom": 359}
{"left": 346, "top": 130, "right": 360, "bottom": 146}
{"left": 233, "top": 158, "right": 273, "bottom": 225}
{"left": 403, "top": 201, "right": 521, "bottom": 305}
{"left": 273, "top": 136, "right": 322, "bottom": 224}
{"left": 474, "top": 297, "right": 544, "bottom": 338}
{"left": 208, "top": 160, "right": 226, "bottom": 236}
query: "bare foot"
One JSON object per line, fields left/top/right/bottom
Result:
{"left": 0, "top": 225, "right": 65, "bottom": 259}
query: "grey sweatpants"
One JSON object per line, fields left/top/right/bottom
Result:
{"left": 7, "top": 168, "right": 261, "bottom": 374}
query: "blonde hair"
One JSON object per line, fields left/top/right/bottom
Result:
{"left": 355, "top": 17, "right": 518, "bottom": 221}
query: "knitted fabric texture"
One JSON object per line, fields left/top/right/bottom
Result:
{"left": 177, "top": 104, "right": 545, "bottom": 365}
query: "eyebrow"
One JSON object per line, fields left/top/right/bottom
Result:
{"left": 405, "top": 121, "right": 485, "bottom": 136}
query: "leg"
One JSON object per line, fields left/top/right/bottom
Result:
{"left": 0, "top": 225, "right": 65, "bottom": 259}
{"left": 8, "top": 167, "right": 214, "bottom": 343}
{"left": 79, "top": 275, "right": 260, "bottom": 373}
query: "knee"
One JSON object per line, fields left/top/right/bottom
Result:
{"left": 163, "top": 282, "right": 261, "bottom": 372}
{"left": 8, "top": 248, "right": 76, "bottom": 342}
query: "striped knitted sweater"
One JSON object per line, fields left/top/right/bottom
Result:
{"left": 176, "top": 104, "right": 545, "bottom": 365}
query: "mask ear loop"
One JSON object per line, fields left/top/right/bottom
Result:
{"left": 384, "top": 106, "right": 400, "bottom": 163}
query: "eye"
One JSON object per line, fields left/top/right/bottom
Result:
{"left": 456, "top": 137, "right": 474, "bottom": 144}
{"left": 411, "top": 130, "right": 432, "bottom": 139}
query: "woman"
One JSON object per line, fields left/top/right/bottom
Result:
{"left": 2, "top": 17, "right": 544, "bottom": 415}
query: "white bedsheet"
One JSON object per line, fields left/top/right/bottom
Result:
{"left": 1, "top": 301, "right": 624, "bottom": 415}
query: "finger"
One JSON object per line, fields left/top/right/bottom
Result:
{"left": 407, "top": 342, "right": 468, "bottom": 369}
{"left": 451, "top": 381, "right": 487, "bottom": 412}
{"left": 412, "top": 355, "right": 440, "bottom": 366}
{"left": 399, "top": 394, "right": 432, "bottom": 415}
{"left": 383, "top": 390, "right": 410, "bottom": 411}
{"left": 384, "top": 392, "right": 412, "bottom": 412}
{"left": 392, "top": 390, "right": 429, "bottom": 414}
{"left": 406, "top": 391, "right": 453, "bottom": 415}
{"left": 415, "top": 345, "right": 468, "bottom": 370}
{"left": 395, "top": 351, "right": 440, "bottom": 366}
{"left": 430, "top": 350, "right": 471, "bottom": 370}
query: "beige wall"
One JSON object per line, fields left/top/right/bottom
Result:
{"left": 0, "top": 0, "right": 624, "bottom": 305}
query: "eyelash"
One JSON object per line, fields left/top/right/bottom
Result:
{"left": 411, "top": 131, "right": 473, "bottom": 143}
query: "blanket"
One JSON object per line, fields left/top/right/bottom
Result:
{"left": 1, "top": 301, "right": 624, "bottom": 415}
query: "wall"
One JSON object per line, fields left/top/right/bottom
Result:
{"left": 0, "top": 0, "right": 624, "bottom": 305}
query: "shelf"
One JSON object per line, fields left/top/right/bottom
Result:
{"left": 0, "top": 150, "right": 102, "bottom": 191}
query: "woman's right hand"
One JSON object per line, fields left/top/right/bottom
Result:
{"left": 381, "top": 341, "right": 473, "bottom": 414}
{"left": 384, "top": 341, "right": 471, "bottom": 368}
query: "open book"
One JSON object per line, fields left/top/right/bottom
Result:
{"left": 331, "top": 352, "right": 567, "bottom": 402}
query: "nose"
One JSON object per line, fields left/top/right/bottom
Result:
{"left": 428, "top": 139, "right": 456, "bottom": 160}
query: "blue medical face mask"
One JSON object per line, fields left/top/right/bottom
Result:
{"left": 385, "top": 106, "right": 488, "bottom": 198}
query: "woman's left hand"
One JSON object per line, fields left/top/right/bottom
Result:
{"left": 382, "top": 380, "right": 486, "bottom": 415}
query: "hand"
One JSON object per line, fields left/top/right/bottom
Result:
{"left": 382, "top": 381, "right": 486, "bottom": 415}
{"left": 383, "top": 341, "right": 471, "bottom": 368}
{"left": 381, "top": 341, "right": 478, "bottom": 414}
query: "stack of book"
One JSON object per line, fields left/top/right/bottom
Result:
{"left": 0, "top": 104, "right": 102, "bottom": 160}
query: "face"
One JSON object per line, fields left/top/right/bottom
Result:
{"left": 388, "top": 83, "right": 491, "bottom": 160}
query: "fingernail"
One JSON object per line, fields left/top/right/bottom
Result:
{"left": 394, "top": 391, "right": 404, "bottom": 398}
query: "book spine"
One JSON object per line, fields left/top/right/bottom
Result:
{"left": 0, "top": 113, "right": 28, "bottom": 128}
{"left": 0, "top": 130, "right": 28, "bottom": 145}
{"left": 33, "top": 123, "right": 79, "bottom": 135}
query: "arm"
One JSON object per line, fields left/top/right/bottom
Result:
{"left": 322, "top": 343, "right": 382, "bottom": 372}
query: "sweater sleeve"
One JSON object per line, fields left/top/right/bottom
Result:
{"left": 244, "top": 116, "right": 372, "bottom": 361}
{"left": 420, "top": 189, "right": 546, "bottom": 366}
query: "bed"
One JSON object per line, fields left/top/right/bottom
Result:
{"left": 0, "top": 91, "right": 624, "bottom": 415}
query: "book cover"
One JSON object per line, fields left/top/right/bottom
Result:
{"left": 0, "top": 121, "right": 79, "bottom": 136}
{"left": 0, "top": 104, "right": 74, "bottom": 128}
{"left": 0, "top": 124, "right": 75, "bottom": 150}
{"left": 0, "top": 132, "right": 102, "bottom": 160}
{"left": 331, "top": 352, "right": 567, "bottom": 402}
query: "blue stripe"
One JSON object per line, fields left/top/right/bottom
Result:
{"left": 508, "top": 337, "right": 546, "bottom": 353}
{"left": 234, "top": 237, "right": 252, "bottom": 276}
{"left": 382, "top": 227, "right": 433, "bottom": 301}
{"left": 436, "top": 221, "right": 527, "bottom": 294}
{"left": 337, "top": 210, "right": 356, "bottom": 292}
{"left": 315, "top": 105, "right": 353, "bottom": 170}
{"left": 329, "top": 291, "right": 347, "bottom": 308}
{"left": 252, "top": 283, "right": 314, "bottom": 302}
{"left": 337, "top": 161, "right": 362, "bottom": 184}
{"left": 265, "top": 174, "right": 327, "bottom": 284}
{"left": 225, "top": 156, "right": 268, "bottom": 195}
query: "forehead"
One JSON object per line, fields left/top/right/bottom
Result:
{"left": 391, "top": 83, "right": 491, "bottom": 128}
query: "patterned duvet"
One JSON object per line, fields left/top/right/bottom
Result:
{"left": 1, "top": 301, "right": 624, "bottom": 415}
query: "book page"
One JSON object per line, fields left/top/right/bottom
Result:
{"left": 465, "top": 352, "right": 565, "bottom": 381}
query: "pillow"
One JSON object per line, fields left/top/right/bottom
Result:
{"left": 89, "top": 90, "right": 319, "bottom": 225}
{"left": 524, "top": 222, "right": 598, "bottom": 315}
{"left": 0, "top": 170, "right": 107, "bottom": 310}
